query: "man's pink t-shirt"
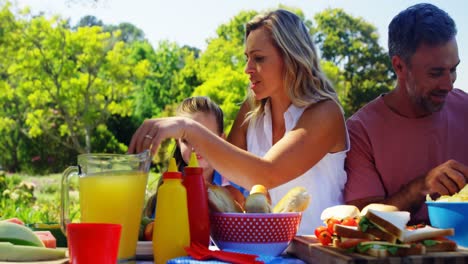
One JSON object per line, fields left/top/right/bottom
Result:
{"left": 345, "top": 88, "right": 468, "bottom": 224}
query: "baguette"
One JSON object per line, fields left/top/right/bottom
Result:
{"left": 224, "top": 185, "right": 246, "bottom": 208}
{"left": 207, "top": 185, "right": 243, "bottom": 213}
{"left": 273, "top": 186, "right": 311, "bottom": 213}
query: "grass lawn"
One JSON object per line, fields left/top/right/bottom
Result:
{"left": 23, "top": 171, "right": 162, "bottom": 202}
{"left": 2, "top": 171, "right": 161, "bottom": 224}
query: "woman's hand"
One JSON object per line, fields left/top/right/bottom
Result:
{"left": 128, "top": 117, "right": 191, "bottom": 155}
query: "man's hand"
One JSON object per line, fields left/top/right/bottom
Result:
{"left": 423, "top": 160, "right": 468, "bottom": 197}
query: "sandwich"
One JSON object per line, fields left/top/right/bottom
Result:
{"left": 358, "top": 209, "right": 410, "bottom": 243}
{"left": 316, "top": 204, "right": 393, "bottom": 246}
{"left": 333, "top": 208, "right": 457, "bottom": 256}
{"left": 402, "top": 225, "right": 457, "bottom": 252}
{"left": 334, "top": 223, "right": 425, "bottom": 257}
{"left": 315, "top": 205, "right": 360, "bottom": 245}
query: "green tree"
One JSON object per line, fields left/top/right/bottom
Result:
{"left": 0, "top": 2, "right": 24, "bottom": 171}
{"left": 130, "top": 40, "right": 197, "bottom": 122}
{"left": 192, "top": 10, "right": 257, "bottom": 129}
{"left": 0, "top": 5, "right": 150, "bottom": 164}
{"left": 313, "top": 8, "right": 395, "bottom": 116}
{"left": 104, "top": 22, "right": 145, "bottom": 43}
{"left": 74, "top": 15, "right": 103, "bottom": 28}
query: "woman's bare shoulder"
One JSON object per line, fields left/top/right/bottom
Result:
{"left": 301, "top": 100, "right": 344, "bottom": 125}
{"left": 296, "top": 100, "right": 346, "bottom": 152}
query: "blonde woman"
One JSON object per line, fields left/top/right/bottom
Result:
{"left": 130, "top": 9, "right": 348, "bottom": 234}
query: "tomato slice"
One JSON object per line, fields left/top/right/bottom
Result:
{"left": 318, "top": 230, "right": 332, "bottom": 246}
{"left": 341, "top": 217, "right": 358, "bottom": 227}
{"left": 314, "top": 226, "right": 328, "bottom": 238}
{"left": 327, "top": 218, "right": 341, "bottom": 234}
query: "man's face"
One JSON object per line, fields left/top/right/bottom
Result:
{"left": 403, "top": 38, "right": 459, "bottom": 115}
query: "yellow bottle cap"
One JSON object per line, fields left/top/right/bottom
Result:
{"left": 188, "top": 152, "right": 199, "bottom": 167}
{"left": 168, "top": 157, "right": 177, "bottom": 172}
{"left": 163, "top": 157, "right": 182, "bottom": 179}
{"left": 250, "top": 184, "right": 268, "bottom": 195}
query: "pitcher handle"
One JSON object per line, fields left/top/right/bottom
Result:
{"left": 61, "top": 166, "right": 79, "bottom": 235}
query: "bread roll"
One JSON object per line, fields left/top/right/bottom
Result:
{"left": 273, "top": 186, "right": 311, "bottom": 213}
{"left": 207, "top": 185, "right": 243, "bottom": 213}
{"left": 360, "top": 203, "right": 398, "bottom": 216}
{"left": 244, "top": 193, "right": 272, "bottom": 213}
{"left": 224, "top": 185, "right": 246, "bottom": 208}
{"left": 320, "top": 205, "right": 360, "bottom": 221}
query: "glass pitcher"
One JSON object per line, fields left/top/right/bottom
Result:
{"left": 61, "top": 150, "right": 151, "bottom": 261}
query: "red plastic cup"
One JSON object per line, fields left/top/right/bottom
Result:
{"left": 67, "top": 223, "right": 121, "bottom": 264}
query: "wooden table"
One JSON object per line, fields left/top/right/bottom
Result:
{"left": 287, "top": 236, "right": 468, "bottom": 264}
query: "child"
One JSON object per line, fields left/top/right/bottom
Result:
{"left": 144, "top": 96, "right": 247, "bottom": 217}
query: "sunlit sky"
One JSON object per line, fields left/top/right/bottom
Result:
{"left": 11, "top": 0, "right": 468, "bottom": 92}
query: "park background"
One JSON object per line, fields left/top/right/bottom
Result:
{"left": 0, "top": 0, "right": 466, "bottom": 223}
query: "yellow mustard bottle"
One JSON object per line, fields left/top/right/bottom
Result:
{"left": 153, "top": 158, "right": 190, "bottom": 264}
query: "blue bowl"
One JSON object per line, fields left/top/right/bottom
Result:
{"left": 426, "top": 201, "right": 468, "bottom": 247}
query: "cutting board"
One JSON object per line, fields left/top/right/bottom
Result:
{"left": 287, "top": 235, "right": 468, "bottom": 264}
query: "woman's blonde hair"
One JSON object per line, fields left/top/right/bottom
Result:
{"left": 245, "top": 9, "right": 341, "bottom": 121}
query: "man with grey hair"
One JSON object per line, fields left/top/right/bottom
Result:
{"left": 344, "top": 3, "right": 468, "bottom": 225}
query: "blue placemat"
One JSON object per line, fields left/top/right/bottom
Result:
{"left": 167, "top": 254, "right": 305, "bottom": 264}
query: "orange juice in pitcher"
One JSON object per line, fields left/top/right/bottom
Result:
{"left": 79, "top": 171, "right": 147, "bottom": 259}
{"left": 61, "top": 151, "right": 151, "bottom": 261}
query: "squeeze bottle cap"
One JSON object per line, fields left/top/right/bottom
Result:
{"left": 187, "top": 152, "right": 199, "bottom": 167}
{"left": 163, "top": 158, "right": 182, "bottom": 179}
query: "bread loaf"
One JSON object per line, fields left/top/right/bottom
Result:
{"left": 273, "top": 186, "right": 310, "bottom": 213}
{"left": 207, "top": 185, "right": 243, "bottom": 213}
{"left": 224, "top": 185, "right": 246, "bottom": 208}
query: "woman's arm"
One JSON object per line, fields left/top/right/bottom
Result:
{"left": 129, "top": 100, "right": 346, "bottom": 190}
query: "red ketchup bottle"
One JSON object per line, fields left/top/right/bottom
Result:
{"left": 184, "top": 152, "right": 210, "bottom": 247}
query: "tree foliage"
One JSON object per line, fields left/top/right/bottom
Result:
{"left": 313, "top": 8, "right": 395, "bottom": 116}
{"left": 0, "top": 3, "right": 150, "bottom": 172}
{"left": 192, "top": 10, "right": 258, "bottom": 128}
{"left": 0, "top": 3, "right": 397, "bottom": 173}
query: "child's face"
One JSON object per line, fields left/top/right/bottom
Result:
{"left": 178, "top": 112, "right": 224, "bottom": 181}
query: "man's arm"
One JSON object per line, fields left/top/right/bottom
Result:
{"left": 347, "top": 180, "right": 425, "bottom": 213}
{"left": 348, "top": 160, "right": 468, "bottom": 213}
